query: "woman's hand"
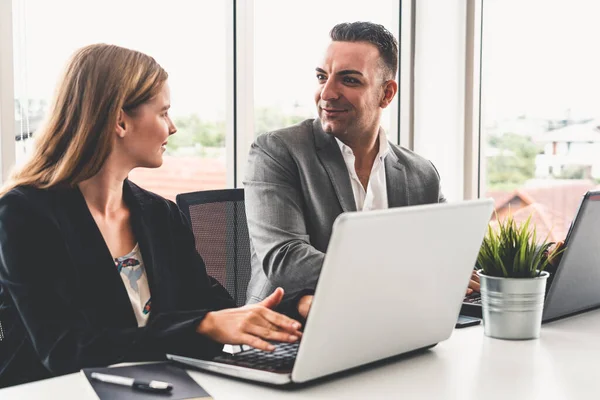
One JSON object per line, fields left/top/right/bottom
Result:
{"left": 196, "top": 287, "right": 302, "bottom": 351}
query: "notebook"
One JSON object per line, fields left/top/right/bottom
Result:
{"left": 82, "top": 362, "right": 212, "bottom": 399}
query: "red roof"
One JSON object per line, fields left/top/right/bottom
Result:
{"left": 488, "top": 180, "right": 598, "bottom": 243}
{"left": 486, "top": 190, "right": 518, "bottom": 210}
{"left": 128, "top": 155, "right": 227, "bottom": 201}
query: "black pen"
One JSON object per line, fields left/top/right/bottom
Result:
{"left": 90, "top": 372, "right": 173, "bottom": 393}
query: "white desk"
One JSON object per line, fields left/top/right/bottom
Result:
{"left": 2, "top": 309, "right": 600, "bottom": 400}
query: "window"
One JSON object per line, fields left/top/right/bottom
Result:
{"left": 11, "top": 0, "right": 229, "bottom": 200}
{"left": 6, "top": 1, "right": 407, "bottom": 196}
{"left": 253, "top": 0, "right": 401, "bottom": 141}
{"left": 480, "top": 0, "right": 600, "bottom": 242}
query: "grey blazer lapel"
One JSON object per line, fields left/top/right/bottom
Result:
{"left": 385, "top": 148, "right": 409, "bottom": 207}
{"left": 313, "top": 120, "right": 357, "bottom": 212}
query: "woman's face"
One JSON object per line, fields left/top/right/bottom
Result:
{"left": 118, "top": 82, "right": 177, "bottom": 169}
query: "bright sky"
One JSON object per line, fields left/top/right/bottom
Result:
{"left": 13, "top": 0, "right": 600, "bottom": 126}
{"left": 12, "top": 0, "right": 228, "bottom": 119}
{"left": 11, "top": 0, "right": 399, "bottom": 125}
{"left": 482, "top": 0, "right": 600, "bottom": 122}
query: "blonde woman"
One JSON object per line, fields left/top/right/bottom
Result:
{"left": 0, "top": 44, "right": 307, "bottom": 388}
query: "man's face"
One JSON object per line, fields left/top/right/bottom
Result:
{"left": 314, "top": 41, "right": 390, "bottom": 140}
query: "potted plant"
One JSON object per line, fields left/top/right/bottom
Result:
{"left": 476, "top": 213, "right": 562, "bottom": 340}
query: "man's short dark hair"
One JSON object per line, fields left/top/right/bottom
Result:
{"left": 330, "top": 22, "right": 398, "bottom": 80}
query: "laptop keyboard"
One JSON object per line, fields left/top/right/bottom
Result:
{"left": 464, "top": 292, "right": 482, "bottom": 305}
{"left": 213, "top": 342, "right": 299, "bottom": 373}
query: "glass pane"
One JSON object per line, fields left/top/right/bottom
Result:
{"left": 480, "top": 0, "right": 600, "bottom": 242}
{"left": 11, "top": 0, "right": 229, "bottom": 200}
{"left": 253, "top": 0, "right": 400, "bottom": 139}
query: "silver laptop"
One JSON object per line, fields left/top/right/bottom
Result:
{"left": 167, "top": 199, "right": 494, "bottom": 385}
{"left": 543, "top": 190, "right": 600, "bottom": 322}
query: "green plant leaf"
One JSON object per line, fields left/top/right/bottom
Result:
{"left": 478, "top": 210, "right": 556, "bottom": 278}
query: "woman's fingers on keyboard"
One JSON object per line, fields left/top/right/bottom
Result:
{"left": 246, "top": 322, "right": 299, "bottom": 344}
{"left": 241, "top": 334, "right": 275, "bottom": 352}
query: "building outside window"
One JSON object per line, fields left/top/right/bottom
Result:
{"left": 480, "top": 0, "right": 600, "bottom": 242}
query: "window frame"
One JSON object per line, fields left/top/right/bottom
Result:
{"left": 409, "top": 0, "right": 483, "bottom": 201}
{"left": 0, "top": 1, "right": 409, "bottom": 191}
{"left": 464, "top": 0, "right": 484, "bottom": 200}
{"left": 0, "top": 0, "right": 16, "bottom": 182}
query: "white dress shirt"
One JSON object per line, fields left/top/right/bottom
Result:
{"left": 335, "top": 129, "right": 390, "bottom": 211}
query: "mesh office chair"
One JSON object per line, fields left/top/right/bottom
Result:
{"left": 176, "top": 189, "right": 252, "bottom": 307}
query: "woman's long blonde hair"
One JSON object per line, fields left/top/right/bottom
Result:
{"left": 1, "top": 44, "right": 167, "bottom": 195}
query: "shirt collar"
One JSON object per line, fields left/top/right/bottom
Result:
{"left": 335, "top": 129, "right": 390, "bottom": 161}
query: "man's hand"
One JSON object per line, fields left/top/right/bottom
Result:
{"left": 466, "top": 270, "right": 480, "bottom": 295}
{"left": 548, "top": 241, "right": 565, "bottom": 268}
{"left": 297, "top": 295, "right": 313, "bottom": 319}
{"left": 196, "top": 287, "right": 302, "bottom": 352}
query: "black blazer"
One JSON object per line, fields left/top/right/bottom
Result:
{"left": 0, "top": 180, "right": 235, "bottom": 388}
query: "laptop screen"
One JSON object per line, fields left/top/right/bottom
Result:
{"left": 542, "top": 191, "right": 600, "bottom": 322}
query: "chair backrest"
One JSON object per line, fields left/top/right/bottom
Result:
{"left": 176, "top": 189, "right": 251, "bottom": 307}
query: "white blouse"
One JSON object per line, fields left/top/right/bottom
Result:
{"left": 114, "top": 244, "right": 151, "bottom": 327}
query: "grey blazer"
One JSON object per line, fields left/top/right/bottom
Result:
{"left": 244, "top": 119, "right": 445, "bottom": 303}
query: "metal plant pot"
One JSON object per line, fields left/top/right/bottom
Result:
{"left": 479, "top": 271, "right": 549, "bottom": 340}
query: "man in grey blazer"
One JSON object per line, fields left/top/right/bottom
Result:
{"left": 244, "top": 22, "right": 477, "bottom": 315}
